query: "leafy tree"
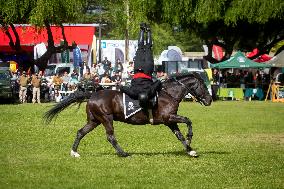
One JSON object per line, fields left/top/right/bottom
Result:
{"left": 149, "top": 0, "right": 284, "bottom": 62}
{"left": 0, "top": 0, "right": 86, "bottom": 71}
{"left": 106, "top": 0, "right": 284, "bottom": 63}
{"left": 102, "top": 1, "right": 201, "bottom": 56}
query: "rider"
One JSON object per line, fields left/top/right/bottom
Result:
{"left": 121, "top": 23, "right": 162, "bottom": 122}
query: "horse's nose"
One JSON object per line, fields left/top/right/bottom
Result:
{"left": 204, "top": 95, "right": 212, "bottom": 106}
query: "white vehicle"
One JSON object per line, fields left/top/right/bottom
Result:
{"left": 44, "top": 63, "right": 77, "bottom": 77}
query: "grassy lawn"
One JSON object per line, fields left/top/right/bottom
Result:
{"left": 0, "top": 101, "right": 283, "bottom": 189}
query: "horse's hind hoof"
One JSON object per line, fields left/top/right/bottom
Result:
{"left": 188, "top": 150, "right": 198, "bottom": 157}
{"left": 70, "top": 150, "right": 81, "bottom": 158}
{"left": 118, "top": 152, "right": 130, "bottom": 157}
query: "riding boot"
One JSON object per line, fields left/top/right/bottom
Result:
{"left": 138, "top": 27, "right": 145, "bottom": 47}
{"left": 146, "top": 26, "right": 152, "bottom": 47}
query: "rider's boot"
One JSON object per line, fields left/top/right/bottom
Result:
{"left": 146, "top": 25, "right": 152, "bottom": 47}
{"left": 138, "top": 23, "right": 146, "bottom": 46}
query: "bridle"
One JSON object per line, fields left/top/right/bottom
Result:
{"left": 172, "top": 77, "right": 205, "bottom": 105}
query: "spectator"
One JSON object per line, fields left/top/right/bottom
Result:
{"left": 114, "top": 58, "right": 124, "bottom": 73}
{"left": 212, "top": 69, "right": 219, "bottom": 85}
{"left": 102, "top": 57, "right": 111, "bottom": 73}
{"left": 111, "top": 71, "right": 122, "bottom": 90}
{"left": 61, "top": 71, "right": 70, "bottom": 91}
{"left": 52, "top": 73, "right": 63, "bottom": 91}
{"left": 111, "top": 71, "right": 122, "bottom": 84}
{"left": 211, "top": 69, "right": 220, "bottom": 101}
{"left": 12, "top": 72, "right": 18, "bottom": 80}
{"left": 156, "top": 70, "right": 168, "bottom": 82}
{"left": 83, "top": 68, "right": 93, "bottom": 81}
{"left": 97, "top": 63, "right": 105, "bottom": 80}
{"left": 127, "top": 61, "right": 134, "bottom": 76}
{"left": 31, "top": 73, "right": 41, "bottom": 104}
{"left": 69, "top": 69, "right": 79, "bottom": 90}
{"left": 101, "top": 73, "right": 112, "bottom": 84}
{"left": 18, "top": 71, "right": 29, "bottom": 103}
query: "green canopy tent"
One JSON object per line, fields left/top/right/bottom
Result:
{"left": 210, "top": 51, "right": 271, "bottom": 69}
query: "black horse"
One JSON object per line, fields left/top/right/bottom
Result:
{"left": 44, "top": 73, "right": 212, "bottom": 157}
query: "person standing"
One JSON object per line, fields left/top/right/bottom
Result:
{"left": 114, "top": 58, "right": 124, "bottom": 73}
{"left": 32, "top": 73, "right": 41, "bottom": 104}
{"left": 72, "top": 41, "right": 83, "bottom": 74}
{"left": 18, "top": 71, "right": 29, "bottom": 103}
{"left": 61, "top": 71, "right": 70, "bottom": 91}
{"left": 211, "top": 69, "right": 220, "bottom": 101}
{"left": 97, "top": 63, "right": 105, "bottom": 81}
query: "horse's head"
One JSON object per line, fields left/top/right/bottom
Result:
{"left": 167, "top": 73, "right": 212, "bottom": 106}
{"left": 188, "top": 73, "right": 212, "bottom": 106}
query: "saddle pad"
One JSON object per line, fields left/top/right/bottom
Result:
{"left": 123, "top": 93, "right": 142, "bottom": 119}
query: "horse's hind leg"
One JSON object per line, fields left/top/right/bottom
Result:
{"left": 102, "top": 115, "right": 129, "bottom": 157}
{"left": 71, "top": 121, "right": 99, "bottom": 158}
{"left": 107, "top": 134, "right": 129, "bottom": 157}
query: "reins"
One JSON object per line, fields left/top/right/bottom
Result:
{"left": 172, "top": 77, "right": 203, "bottom": 105}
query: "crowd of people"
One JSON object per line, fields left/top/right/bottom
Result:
{"left": 13, "top": 56, "right": 168, "bottom": 104}
{"left": 212, "top": 69, "right": 270, "bottom": 88}
{"left": 211, "top": 69, "right": 270, "bottom": 100}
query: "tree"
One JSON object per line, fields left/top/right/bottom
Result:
{"left": 0, "top": 0, "right": 86, "bottom": 71}
{"left": 107, "top": 0, "right": 284, "bottom": 63}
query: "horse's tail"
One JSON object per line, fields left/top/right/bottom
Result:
{"left": 44, "top": 90, "right": 92, "bottom": 124}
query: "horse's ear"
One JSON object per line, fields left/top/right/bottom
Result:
{"left": 192, "top": 72, "right": 200, "bottom": 78}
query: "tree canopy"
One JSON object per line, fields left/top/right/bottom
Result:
{"left": 105, "top": 0, "right": 284, "bottom": 62}
{"left": 152, "top": 0, "right": 284, "bottom": 62}
{"left": 1, "top": 0, "right": 284, "bottom": 69}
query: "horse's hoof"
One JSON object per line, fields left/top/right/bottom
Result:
{"left": 70, "top": 150, "right": 81, "bottom": 158}
{"left": 119, "top": 152, "right": 130, "bottom": 157}
{"left": 188, "top": 150, "right": 198, "bottom": 157}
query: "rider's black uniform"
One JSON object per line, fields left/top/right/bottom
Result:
{"left": 121, "top": 23, "right": 161, "bottom": 107}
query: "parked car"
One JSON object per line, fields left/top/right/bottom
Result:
{"left": 44, "top": 63, "right": 79, "bottom": 77}
{"left": 0, "top": 67, "right": 17, "bottom": 102}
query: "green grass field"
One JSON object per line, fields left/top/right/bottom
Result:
{"left": 0, "top": 101, "right": 283, "bottom": 189}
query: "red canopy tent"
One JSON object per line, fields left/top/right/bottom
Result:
{"left": 0, "top": 24, "right": 98, "bottom": 52}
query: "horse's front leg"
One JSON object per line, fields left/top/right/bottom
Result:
{"left": 167, "top": 124, "right": 191, "bottom": 152}
{"left": 169, "top": 114, "right": 193, "bottom": 145}
{"left": 168, "top": 114, "right": 197, "bottom": 157}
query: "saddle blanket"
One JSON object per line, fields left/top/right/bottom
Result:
{"left": 123, "top": 93, "right": 142, "bottom": 119}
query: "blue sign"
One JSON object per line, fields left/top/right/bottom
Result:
{"left": 102, "top": 42, "right": 106, "bottom": 49}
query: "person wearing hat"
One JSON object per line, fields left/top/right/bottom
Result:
{"left": 31, "top": 73, "right": 41, "bottom": 104}
{"left": 18, "top": 71, "right": 29, "bottom": 103}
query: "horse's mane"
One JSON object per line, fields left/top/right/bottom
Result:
{"left": 163, "top": 72, "right": 201, "bottom": 86}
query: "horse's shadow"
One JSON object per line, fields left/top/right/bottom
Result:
{"left": 96, "top": 150, "right": 230, "bottom": 157}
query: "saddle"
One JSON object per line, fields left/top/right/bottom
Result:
{"left": 122, "top": 92, "right": 158, "bottom": 123}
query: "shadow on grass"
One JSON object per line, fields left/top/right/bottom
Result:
{"left": 95, "top": 150, "right": 230, "bottom": 157}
